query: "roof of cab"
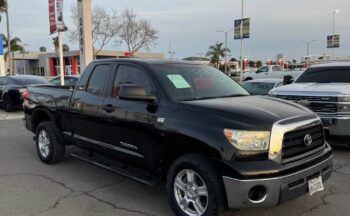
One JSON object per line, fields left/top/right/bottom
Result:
{"left": 92, "top": 58, "right": 201, "bottom": 66}
{"left": 310, "top": 62, "right": 350, "bottom": 68}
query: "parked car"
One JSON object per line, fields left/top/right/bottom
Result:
{"left": 243, "top": 65, "right": 303, "bottom": 81}
{"left": 242, "top": 79, "right": 284, "bottom": 95}
{"left": 50, "top": 75, "right": 80, "bottom": 87}
{"left": 0, "top": 75, "right": 50, "bottom": 112}
{"left": 23, "top": 59, "right": 332, "bottom": 216}
{"left": 270, "top": 63, "right": 350, "bottom": 143}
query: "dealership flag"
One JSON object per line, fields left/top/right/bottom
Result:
{"left": 48, "top": 0, "right": 68, "bottom": 34}
{"left": 56, "top": 0, "right": 68, "bottom": 32}
{"left": 48, "top": 0, "right": 57, "bottom": 34}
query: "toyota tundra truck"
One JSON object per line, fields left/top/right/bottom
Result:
{"left": 23, "top": 59, "right": 333, "bottom": 216}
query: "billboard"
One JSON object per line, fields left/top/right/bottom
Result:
{"left": 48, "top": 0, "right": 57, "bottom": 34}
{"left": 234, "top": 18, "right": 250, "bottom": 40}
{"left": 327, "top": 35, "right": 340, "bottom": 48}
{"left": 0, "top": 35, "right": 3, "bottom": 55}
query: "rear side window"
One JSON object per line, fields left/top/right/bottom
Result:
{"left": 86, "top": 64, "right": 111, "bottom": 96}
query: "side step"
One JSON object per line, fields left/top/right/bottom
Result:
{"left": 71, "top": 151, "right": 155, "bottom": 186}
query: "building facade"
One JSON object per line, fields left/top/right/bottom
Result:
{"left": 14, "top": 50, "right": 164, "bottom": 77}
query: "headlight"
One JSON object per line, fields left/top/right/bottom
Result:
{"left": 339, "top": 104, "right": 350, "bottom": 113}
{"left": 339, "top": 96, "right": 350, "bottom": 103}
{"left": 223, "top": 129, "right": 270, "bottom": 151}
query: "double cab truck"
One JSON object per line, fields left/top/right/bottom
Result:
{"left": 23, "top": 59, "right": 333, "bottom": 216}
{"left": 270, "top": 63, "right": 350, "bottom": 144}
{"left": 243, "top": 65, "right": 303, "bottom": 81}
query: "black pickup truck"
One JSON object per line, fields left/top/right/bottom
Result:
{"left": 23, "top": 59, "right": 333, "bottom": 216}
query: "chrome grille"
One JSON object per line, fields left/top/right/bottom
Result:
{"left": 282, "top": 125, "right": 325, "bottom": 164}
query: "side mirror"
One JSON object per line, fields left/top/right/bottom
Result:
{"left": 119, "top": 84, "right": 156, "bottom": 103}
{"left": 283, "top": 75, "right": 294, "bottom": 85}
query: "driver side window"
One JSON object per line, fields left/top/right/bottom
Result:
{"left": 111, "top": 65, "right": 154, "bottom": 98}
{"left": 257, "top": 66, "right": 269, "bottom": 73}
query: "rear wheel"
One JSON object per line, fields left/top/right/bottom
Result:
{"left": 35, "top": 122, "right": 65, "bottom": 164}
{"left": 167, "top": 154, "right": 226, "bottom": 216}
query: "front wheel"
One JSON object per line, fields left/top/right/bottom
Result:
{"left": 3, "top": 95, "right": 13, "bottom": 112}
{"left": 35, "top": 122, "right": 65, "bottom": 164}
{"left": 167, "top": 154, "right": 226, "bottom": 216}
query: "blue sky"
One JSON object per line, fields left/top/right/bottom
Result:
{"left": 1, "top": 0, "right": 349, "bottom": 61}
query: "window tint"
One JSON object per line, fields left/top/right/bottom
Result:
{"left": 272, "top": 66, "right": 281, "bottom": 71}
{"left": 242, "top": 82, "right": 275, "bottom": 95}
{"left": 111, "top": 65, "right": 153, "bottom": 98}
{"left": 295, "top": 67, "right": 350, "bottom": 83}
{"left": 0, "top": 77, "right": 5, "bottom": 85}
{"left": 86, "top": 64, "right": 111, "bottom": 96}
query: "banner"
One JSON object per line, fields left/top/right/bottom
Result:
{"left": 234, "top": 18, "right": 250, "bottom": 40}
{"left": 0, "top": 35, "right": 3, "bottom": 55}
{"left": 327, "top": 35, "right": 340, "bottom": 48}
{"left": 48, "top": 0, "right": 57, "bottom": 34}
{"left": 56, "top": 0, "right": 68, "bottom": 32}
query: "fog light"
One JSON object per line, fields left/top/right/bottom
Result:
{"left": 248, "top": 185, "right": 267, "bottom": 204}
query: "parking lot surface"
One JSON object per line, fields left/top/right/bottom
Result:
{"left": 0, "top": 117, "right": 350, "bottom": 216}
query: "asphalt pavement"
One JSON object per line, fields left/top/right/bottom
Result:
{"left": 0, "top": 111, "right": 350, "bottom": 216}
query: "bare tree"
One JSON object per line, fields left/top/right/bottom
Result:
{"left": 68, "top": 6, "right": 120, "bottom": 57}
{"left": 119, "top": 9, "right": 158, "bottom": 57}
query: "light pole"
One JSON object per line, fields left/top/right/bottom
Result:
{"left": 20, "top": 43, "right": 30, "bottom": 74}
{"left": 300, "top": 40, "right": 317, "bottom": 56}
{"left": 217, "top": 29, "right": 233, "bottom": 74}
{"left": 240, "top": 0, "right": 244, "bottom": 82}
{"left": 5, "top": 0, "right": 12, "bottom": 74}
{"left": 332, "top": 9, "right": 340, "bottom": 57}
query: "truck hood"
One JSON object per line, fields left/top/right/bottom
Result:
{"left": 180, "top": 96, "right": 315, "bottom": 130}
{"left": 270, "top": 82, "right": 350, "bottom": 96}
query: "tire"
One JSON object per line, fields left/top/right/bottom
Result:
{"left": 167, "top": 154, "right": 226, "bottom": 216}
{"left": 35, "top": 121, "right": 65, "bottom": 164}
{"left": 3, "top": 95, "right": 13, "bottom": 112}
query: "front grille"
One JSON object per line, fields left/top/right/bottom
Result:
{"left": 282, "top": 125, "right": 325, "bottom": 164}
{"left": 276, "top": 95, "right": 338, "bottom": 114}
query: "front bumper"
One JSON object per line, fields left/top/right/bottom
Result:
{"left": 222, "top": 154, "right": 333, "bottom": 209}
{"left": 320, "top": 115, "right": 350, "bottom": 136}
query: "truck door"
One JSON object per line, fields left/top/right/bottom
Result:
{"left": 70, "top": 63, "right": 113, "bottom": 149}
{"left": 99, "top": 63, "right": 159, "bottom": 168}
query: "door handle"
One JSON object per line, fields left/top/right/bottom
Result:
{"left": 102, "top": 104, "right": 115, "bottom": 113}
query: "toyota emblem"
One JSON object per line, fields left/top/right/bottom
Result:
{"left": 304, "top": 134, "right": 313, "bottom": 146}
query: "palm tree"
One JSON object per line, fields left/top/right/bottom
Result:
{"left": 206, "top": 42, "right": 230, "bottom": 68}
{"left": 0, "top": 0, "right": 6, "bottom": 22}
{"left": 1, "top": 34, "right": 24, "bottom": 57}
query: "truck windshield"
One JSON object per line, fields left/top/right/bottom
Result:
{"left": 295, "top": 67, "right": 350, "bottom": 83}
{"left": 151, "top": 64, "right": 249, "bottom": 101}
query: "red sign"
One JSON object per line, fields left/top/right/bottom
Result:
{"left": 49, "top": 0, "right": 57, "bottom": 34}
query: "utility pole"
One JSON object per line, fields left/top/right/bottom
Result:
{"left": 332, "top": 10, "right": 340, "bottom": 57}
{"left": 217, "top": 29, "right": 233, "bottom": 74}
{"left": 5, "top": 0, "right": 12, "bottom": 74}
{"left": 301, "top": 40, "right": 317, "bottom": 56}
{"left": 168, "top": 42, "right": 175, "bottom": 60}
{"left": 240, "top": 0, "right": 244, "bottom": 82}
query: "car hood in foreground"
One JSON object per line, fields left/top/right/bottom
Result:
{"left": 180, "top": 96, "right": 316, "bottom": 130}
{"left": 270, "top": 83, "right": 350, "bottom": 96}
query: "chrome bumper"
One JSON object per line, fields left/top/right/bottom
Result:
{"left": 222, "top": 154, "right": 333, "bottom": 209}
{"left": 320, "top": 115, "right": 350, "bottom": 136}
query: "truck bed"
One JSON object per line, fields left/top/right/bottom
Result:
{"left": 26, "top": 85, "right": 74, "bottom": 110}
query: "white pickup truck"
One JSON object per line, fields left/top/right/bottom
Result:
{"left": 243, "top": 65, "right": 303, "bottom": 81}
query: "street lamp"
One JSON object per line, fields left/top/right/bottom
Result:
{"left": 300, "top": 40, "right": 317, "bottom": 56}
{"left": 332, "top": 9, "right": 340, "bottom": 57}
{"left": 217, "top": 29, "right": 233, "bottom": 74}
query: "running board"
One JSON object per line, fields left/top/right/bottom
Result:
{"left": 71, "top": 152, "right": 155, "bottom": 186}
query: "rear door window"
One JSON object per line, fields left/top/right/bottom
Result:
{"left": 86, "top": 64, "right": 111, "bottom": 96}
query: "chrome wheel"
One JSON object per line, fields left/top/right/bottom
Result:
{"left": 38, "top": 129, "right": 50, "bottom": 158}
{"left": 174, "top": 169, "right": 209, "bottom": 216}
